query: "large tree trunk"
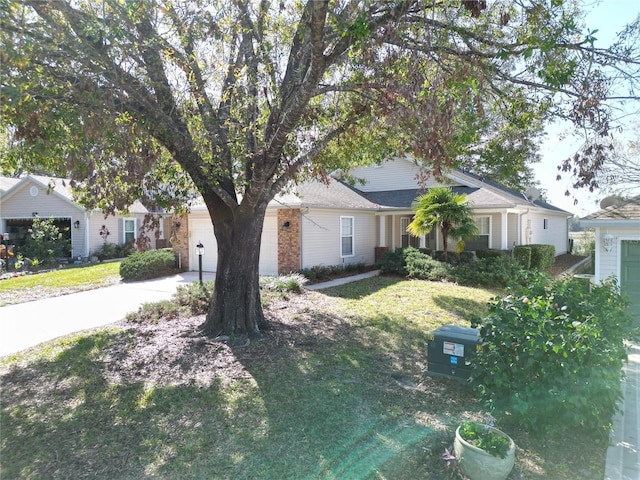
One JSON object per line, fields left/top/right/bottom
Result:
{"left": 200, "top": 203, "right": 267, "bottom": 338}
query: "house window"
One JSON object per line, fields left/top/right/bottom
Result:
{"left": 401, "top": 217, "right": 420, "bottom": 248}
{"left": 543, "top": 218, "right": 548, "bottom": 230}
{"left": 466, "top": 216, "right": 490, "bottom": 251}
{"left": 340, "top": 216, "right": 354, "bottom": 257}
{"left": 124, "top": 219, "right": 136, "bottom": 244}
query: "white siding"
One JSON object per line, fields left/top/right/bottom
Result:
{"left": 301, "top": 209, "right": 376, "bottom": 268}
{"left": 527, "top": 212, "right": 568, "bottom": 255}
{"left": 595, "top": 226, "right": 640, "bottom": 283}
{"left": 88, "top": 215, "right": 119, "bottom": 256}
{"left": 348, "top": 157, "right": 451, "bottom": 192}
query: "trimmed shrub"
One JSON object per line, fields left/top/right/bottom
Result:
{"left": 529, "top": 244, "right": 555, "bottom": 270}
{"left": 513, "top": 246, "right": 531, "bottom": 269}
{"left": 297, "top": 263, "right": 367, "bottom": 282}
{"left": 471, "top": 273, "right": 634, "bottom": 438}
{"left": 432, "top": 250, "right": 474, "bottom": 265}
{"left": 376, "top": 248, "right": 406, "bottom": 275}
{"left": 453, "top": 256, "right": 526, "bottom": 288}
{"left": 404, "top": 247, "right": 452, "bottom": 281}
{"left": 119, "top": 249, "right": 177, "bottom": 281}
{"left": 475, "top": 249, "right": 508, "bottom": 259}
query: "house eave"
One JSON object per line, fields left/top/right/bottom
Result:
{"left": 580, "top": 219, "right": 640, "bottom": 228}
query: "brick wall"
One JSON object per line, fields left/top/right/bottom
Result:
{"left": 170, "top": 213, "right": 189, "bottom": 271}
{"left": 278, "top": 208, "right": 301, "bottom": 274}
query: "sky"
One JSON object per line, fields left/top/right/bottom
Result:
{"left": 533, "top": 0, "right": 640, "bottom": 217}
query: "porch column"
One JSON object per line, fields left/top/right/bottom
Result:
{"left": 501, "top": 212, "right": 508, "bottom": 250}
{"left": 379, "top": 215, "right": 387, "bottom": 247}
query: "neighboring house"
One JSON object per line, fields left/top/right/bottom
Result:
{"left": 181, "top": 157, "right": 571, "bottom": 275}
{"left": 580, "top": 195, "right": 640, "bottom": 319}
{"left": 0, "top": 174, "right": 171, "bottom": 260}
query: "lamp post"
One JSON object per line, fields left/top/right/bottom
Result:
{"left": 195, "top": 241, "right": 205, "bottom": 284}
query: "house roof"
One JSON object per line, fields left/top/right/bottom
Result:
{"left": 453, "top": 170, "right": 569, "bottom": 213}
{"left": 268, "top": 167, "right": 571, "bottom": 215}
{"left": 581, "top": 195, "right": 640, "bottom": 224}
{"left": 361, "top": 186, "right": 479, "bottom": 208}
{"left": 0, "top": 174, "right": 158, "bottom": 215}
{"left": 273, "top": 177, "right": 380, "bottom": 210}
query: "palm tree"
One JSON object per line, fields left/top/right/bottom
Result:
{"left": 407, "top": 187, "right": 479, "bottom": 262}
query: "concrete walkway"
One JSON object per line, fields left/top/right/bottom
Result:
{"left": 0, "top": 271, "right": 214, "bottom": 357}
{"left": 605, "top": 340, "right": 640, "bottom": 480}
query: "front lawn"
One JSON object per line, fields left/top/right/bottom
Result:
{"left": 0, "top": 261, "right": 121, "bottom": 306}
{"left": 0, "top": 277, "right": 606, "bottom": 479}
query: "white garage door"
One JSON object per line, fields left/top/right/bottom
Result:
{"left": 188, "top": 212, "right": 279, "bottom": 276}
{"left": 260, "top": 213, "right": 278, "bottom": 276}
{"left": 189, "top": 217, "right": 217, "bottom": 272}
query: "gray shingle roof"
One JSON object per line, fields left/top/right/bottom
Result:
{"left": 582, "top": 195, "right": 640, "bottom": 220}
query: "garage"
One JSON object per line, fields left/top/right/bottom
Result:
{"left": 621, "top": 240, "right": 640, "bottom": 319}
{"left": 188, "top": 211, "right": 278, "bottom": 276}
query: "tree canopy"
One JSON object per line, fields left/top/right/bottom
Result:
{"left": 1, "top": 0, "right": 639, "bottom": 336}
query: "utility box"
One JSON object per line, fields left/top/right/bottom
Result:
{"left": 426, "top": 325, "right": 480, "bottom": 380}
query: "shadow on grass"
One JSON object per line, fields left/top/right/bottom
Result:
{"left": 318, "top": 274, "right": 406, "bottom": 299}
{"left": 431, "top": 294, "right": 491, "bottom": 323}
{"left": 0, "top": 305, "right": 475, "bottom": 479}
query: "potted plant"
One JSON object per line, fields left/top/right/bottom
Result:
{"left": 453, "top": 417, "right": 515, "bottom": 480}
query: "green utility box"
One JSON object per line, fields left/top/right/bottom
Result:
{"left": 426, "top": 325, "right": 480, "bottom": 380}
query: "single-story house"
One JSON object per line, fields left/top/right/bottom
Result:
{"left": 179, "top": 157, "right": 572, "bottom": 275}
{"left": 580, "top": 195, "right": 640, "bottom": 319}
{"left": 0, "top": 174, "right": 171, "bottom": 260}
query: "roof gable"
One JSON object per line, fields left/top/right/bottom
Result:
{"left": 0, "top": 175, "right": 79, "bottom": 210}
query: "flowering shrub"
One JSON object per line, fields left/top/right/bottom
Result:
{"left": 471, "top": 272, "right": 634, "bottom": 438}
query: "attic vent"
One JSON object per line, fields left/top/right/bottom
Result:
{"left": 29, "top": 186, "right": 39, "bottom": 197}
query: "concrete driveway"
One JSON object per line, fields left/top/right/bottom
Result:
{"left": 0, "top": 271, "right": 215, "bottom": 357}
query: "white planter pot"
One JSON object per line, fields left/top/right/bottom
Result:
{"left": 453, "top": 424, "right": 515, "bottom": 480}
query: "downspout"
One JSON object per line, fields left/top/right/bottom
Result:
{"left": 84, "top": 211, "right": 90, "bottom": 258}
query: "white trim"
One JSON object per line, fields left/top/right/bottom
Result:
{"left": 123, "top": 217, "right": 137, "bottom": 244}
{"left": 340, "top": 216, "right": 355, "bottom": 258}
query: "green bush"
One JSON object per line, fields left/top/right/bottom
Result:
{"left": 453, "top": 256, "right": 526, "bottom": 288}
{"left": 92, "top": 241, "right": 134, "bottom": 261}
{"left": 126, "top": 300, "right": 181, "bottom": 323}
{"left": 119, "top": 249, "right": 177, "bottom": 281}
{"left": 20, "top": 216, "right": 71, "bottom": 266}
{"left": 261, "top": 273, "right": 309, "bottom": 293}
{"left": 127, "top": 281, "right": 214, "bottom": 323}
{"left": 432, "top": 250, "right": 474, "bottom": 265}
{"left": 513, "top": 246, "right": 531, "bottom": 269}
{"left": 297, "top": 263, "right": 367, "bottom": 282}
{"left": 471, "top": 273, "right": 634, "bottom": 438}
{"left": 173, "top": 281, "right": 215, "bottom": 315}
{"left": 376, "top": 248, "right": 407, "bottom": 275}
{"left": 404, "top": 247, "right": 451, "bottom": 280}
{"left": 529, "top": 244, "right": 555, "bottom": 270}
{"left": 475, "top": 249, "right": 508, "bottom": 259}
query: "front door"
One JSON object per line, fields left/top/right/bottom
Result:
{"left": 621, "top": 240, "right": 640, "bottom": 322}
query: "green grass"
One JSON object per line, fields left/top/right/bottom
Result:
{"left": 0, "top": 277, "right": 606, "bottom": 479}
{"left": 0, "top": 262, "right": 122, "bottom": 305}
{"left": 0, "top": 261, "right": 121, "bottom": 291}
